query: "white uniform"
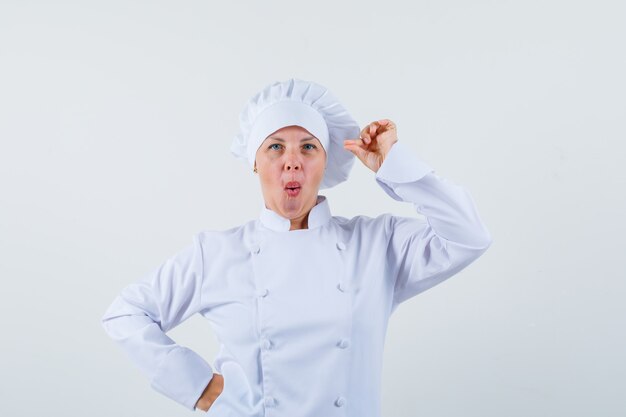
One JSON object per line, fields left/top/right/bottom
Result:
{"left": 101, "top": 140, "right": 492, "bottom": 416}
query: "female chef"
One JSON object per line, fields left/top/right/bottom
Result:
{"left": 101, "top": 78, "right": 492, "bottom": 416}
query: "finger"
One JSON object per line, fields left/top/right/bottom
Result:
{"left": 359, "top": 126, "right": 372, "bottom": 145}
{"left": 369, "top": 122, "right": 377, "bottom": 137}
{"left": 344, "top": 139, "right": 366, "bottom": 148}
{"left": 344, "top": 138, "right": 368, "bottom": 150}
{"left": 378, "top": 119, "right": 392, "bottom": 129}
{"left": 344, "top": 143, "right": 367, "bottom": 160}
{"left": 343, "top": 141, "right": 364, "bottom": 157}
{"left": 378, "top": 119, "right": 396, "bottom": 132}
{"left": 357, "top": 134, "right": 370, "bottom": 146}
{"left": 359, "top": 125, "right": 370, "bottom": 140}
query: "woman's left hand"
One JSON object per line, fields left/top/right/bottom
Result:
{"left": 343, "top": 119, "right": 398, "bottom": 173}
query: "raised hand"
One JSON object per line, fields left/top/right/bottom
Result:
{"left": 343, "top": 119, "right": 398, "bottom": 173}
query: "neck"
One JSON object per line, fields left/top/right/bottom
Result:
{"left": 290, "top": 211, "right": 309, "bottom": 230}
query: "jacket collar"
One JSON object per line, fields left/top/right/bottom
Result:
{"left": 259, "top": 195, "right": 331, "bottom": 232}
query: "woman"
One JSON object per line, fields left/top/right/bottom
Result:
{"left": 101, "top": 78, "right": 492, "bottom": 416}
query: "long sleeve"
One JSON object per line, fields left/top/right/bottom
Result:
{"left": 101, "top": 232, "right": 214, "bottom": 411}
{"left": 374, "top": 141, "right": 493, "bottom": 313}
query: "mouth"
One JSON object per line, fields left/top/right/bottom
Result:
{"left": 285, "top": 181, "right": 301, "bottom": 197}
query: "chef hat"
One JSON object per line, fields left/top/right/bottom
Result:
{"left": 231, "top": 78, "right": 360, "bottom": 189}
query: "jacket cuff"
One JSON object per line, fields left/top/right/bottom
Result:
{"left": 150, "top": 346, "right": 214, "bottom": 411}
{"left": 375, "top": 141, "right": 435, "bottom": 201}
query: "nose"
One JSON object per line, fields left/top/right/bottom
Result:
{"left": 285, "top": 161, "right": 301, "bottom": 171}
{"left": 284, "top": 153, "right": 302, "bottom": 172}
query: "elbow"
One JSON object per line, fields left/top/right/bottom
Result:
{"left": 481, "top": 227, "right": 493, "bottom": 248}
{"left": 458, "top": 222, "right": 493, "bottom": 251}
{"left": 100, "top": 296, "right": 130, "bottom": 337}
{"left": 100, "top": 307, "right": 117, "bottom": 337}
{"left": 475, "top": 226, "right": 493, "bottom": 252}
{"left": 461, "top": 225, "right": 493, "bottom": 252}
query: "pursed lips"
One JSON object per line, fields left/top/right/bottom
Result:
{"left": 285, "top": 181, "right": 302, "bottom": 196}
{"left": 285, "top": 181, "right": 301, "bottom": 190}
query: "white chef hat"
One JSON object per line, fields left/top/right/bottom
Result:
{"left": 231, "top": 78, "right": 360, "bottom": 189}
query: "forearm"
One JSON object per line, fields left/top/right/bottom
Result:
{"left": 101, "top": 233, "right": 214, "bottom": 410}
{"left": 375, "top": 140, "right": 492, "bottom": 249}
{"left": 102, "top": 297, "right": 214, "bottom": 410}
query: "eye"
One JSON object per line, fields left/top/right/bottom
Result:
{"left": 268, "top": 143, "right": 282, "bottom": 151}
{"left": 303, "top": 143, "right": 316, "bottom": 150}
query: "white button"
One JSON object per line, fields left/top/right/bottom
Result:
{"left": 256, "top": 288, "right": 269, "bottom": 297}
{"left": 337, "top": 339, "right": 350, "bottom": 349}
{"left": 261, "top": 338, "right": 272, "bottom": 350}
{"left": 334, "top": 396, "right": 346, "bottom": 407}
{"left": 264, "top": 396, "right": 276, "bottom": 407}
{"left": 250, "top": 244, "right": 260, "bottom": 254}
{"left": 336, "top": 241, "right": 346, "bottom": 250}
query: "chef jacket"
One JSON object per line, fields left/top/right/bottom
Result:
{"left": 101, "top": 140, "right": 492, "bottom": 416}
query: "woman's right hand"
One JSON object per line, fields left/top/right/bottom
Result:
{"left": 195, "top": 373, "right": 224, "bottom": 412}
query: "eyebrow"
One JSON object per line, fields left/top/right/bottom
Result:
{"left": 267, "top": 136, "right": 316, "bottom": 142}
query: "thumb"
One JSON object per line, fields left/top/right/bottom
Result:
{"left": 343, "top": 142, "right": 368, "bottom": 161}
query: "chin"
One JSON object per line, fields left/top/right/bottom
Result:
{"left": 279, "top": 193, "right": 310, "bottom": 211}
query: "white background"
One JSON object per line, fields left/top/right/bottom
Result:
{"left": 1, "top": 1, "right": 624, "bottom": 416}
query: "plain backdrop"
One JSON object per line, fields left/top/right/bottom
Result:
{"left": 1, "top": 1, "right": 624, "bottom": 416}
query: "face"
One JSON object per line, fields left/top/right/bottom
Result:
{"left": 254, "top": 125, "right": 327, "bottom": 223}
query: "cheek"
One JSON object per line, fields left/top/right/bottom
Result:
{"left": 313, "top": 159, "right": 326, "bottom": 178}
{"left": 260, "top": 168, "right": 283, "bottom": 191}
{"left": 300, "top": 162, "right": 324, "bottom": 188}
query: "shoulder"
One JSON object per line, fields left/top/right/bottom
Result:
{"left": 193, "top": 220, "right": 257, "bottom": 252}
{"left": 331, "top": 213, "right": 395, "bottom": 235}
{"left": 331, "top": 212, "right": 428, "bottom": 237}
